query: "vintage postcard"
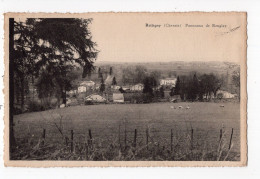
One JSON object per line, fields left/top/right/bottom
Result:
{"left": 4, "top": 12, "right": 247, "bottom": 167}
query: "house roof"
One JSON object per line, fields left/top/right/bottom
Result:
{"left": 80, "top": 80, "right": 95, "bottom": 86}
{"left": 105, "top": 75, "right": 115, "bottom": 85}
{"left": 132, "top": 83, "right": 144, "bottom": 87}
{"left": 161, "top": 78, "right": 177, "bottom": 81}
{"left": 86, "top": 94, "right": 106, "bottom": 100}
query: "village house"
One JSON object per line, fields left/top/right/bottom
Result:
{"left": 130, "top": 83, "right": 144, "bottom": 91}
{"left": 122, "top": 86, "right": 131, "bottom": 91}
{"left": 111, "top": 85, "right": 121, "bottom": 90}
{"left": 78, "top": 80, "right": 95, "bottom": 93}
{"left": 85, "top": 94, "right": 107, "bottom": 103}
{"left": 113, "top": 93, "right": 124, "bottom": 103}
{"left": 216, "top": 90, "right": 237, "bottom": 99}
{"left": 160, "top": 77, "right": 177, "bottom": 87}
{"left": 80, "top": 80, "right": 95, "bottom": 87}
{"left": 203, "top": 90, "right": 237, "bottom": 99}
{"left": 67, "top": 90, "right": 77, "bottom": 97}
{"left": 78, "top": 86, "right": 87, "bottom": 93}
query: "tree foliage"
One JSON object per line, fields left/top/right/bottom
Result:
{"left": 13, "top": 18, "right": 98, "bottom": 106}
{"left": 100, "top": 76, "right": 105, "bottom": 93}
{"left": 143, "top": 76, "right": 156, "bottom": 95}
{"left": 122, "top": 66, "right": 148, "bottom": 85}
{"left": 112, "top": 76, "right": 117, "bottom": 85}
{"left": 174, "top": 76, "right": 181, "bottom": 95}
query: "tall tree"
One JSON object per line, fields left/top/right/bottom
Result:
{"left": 98, "top": 67, "right": 102, "bottom": 78}
{"left": 13, "top": 18, "right": 98, "bottom": 106}
{"left": 232, "top": 67, "right": 240, "bottom": 99}
{"left": 143, "top": 76, "right": 156, "bottom": 95}
{"left": 135, "top": 65, "right": 147, "bottom": 83}
{"left": 112, "top": 76, "right": 117, "bottom": 85}
{"left": 100, "top": 76, "right": 105, "bottom": 93}
{"left": 109, "top": 67, "right": 113, "bottom": 75}
{"left": 174, "top": 76, "right": 181, "bottom": 95}
{"left": 159, "top": 86, "right": 165, "bottom": 98}
{"left": 9, "top": 18, "right": 16, "bottom": 152}
{"left": 198, "top": 73, "right": 221, "bottom": 100}
{"left": 187, "top": 73, "right": 199, "bottom": 101}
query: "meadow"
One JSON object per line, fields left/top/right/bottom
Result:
{"left": 12, "top": 102, "right": 240, "bottom": 161}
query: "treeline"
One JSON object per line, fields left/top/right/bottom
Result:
{"left": 142, "top": 72, "right": 240, "bottom": 102}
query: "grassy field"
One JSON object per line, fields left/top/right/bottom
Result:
{"left": 12, "top": 102, "right": 240, "bottom": 161}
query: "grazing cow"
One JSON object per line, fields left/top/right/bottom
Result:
{"left": 178, "top": 106, "right": 183, "bottom": 109}
{"left": 220, "top": 105, "right": 225, "bottom": 107}
{"left": 186, "top": 106, "right": 190, "bottom": 109}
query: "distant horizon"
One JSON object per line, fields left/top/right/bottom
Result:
{"left": 94, "top": 59, "right": 240, "bottom": 64}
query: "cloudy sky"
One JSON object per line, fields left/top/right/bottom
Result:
{"left": 88, "top": 13, "right": 246, "bottom": 64}
{"left": 14, "top": 13, "right": 246, "bottom": 64}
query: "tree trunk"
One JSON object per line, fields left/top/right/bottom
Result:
{"left": 62, "top": 90, "right": 66, "bottom": 105}
{"left": 9, "top": 18, "right": 16, "bottom": 154}
{"left": 20, "top": 75, "right": 24, "bottom": 110}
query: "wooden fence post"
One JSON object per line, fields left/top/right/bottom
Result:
{"left": 124, "top": 123, "right": 127, "bottom": 150}
{"left": 65, "top": 136, "right": 68, "bottom": 146}
{"left": 191, "top": 128, "right": 194, "bottom": 150}
{"left": 71, "top": 130, "right": 74, "bottom": 153}
{"left": 146, "top": 128, "right": 149, "bottom": 150}
{"left": 89, "top": 129, "right": 92, "bottom": 148}
{"left": 41, "top": 128, "right": 46, "bottom": 145}
{"left": 220, "top": 129, "right": 223, "bottom": 141}
{"left": 133, "top": 129, "right": 137, "bottom": 148}
{"left": 171, "top": 129, "right": 173, "bottom": 152}
{"left": 118, "top": 124, "right": 121, "bottom": 148}
{"left": 229, "top": 128, "right": 234, "bottom": 150}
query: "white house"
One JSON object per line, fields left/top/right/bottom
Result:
{"left": 130, "top": 83, "right": 144, "bottom": 91}
{"left": 78, "top": 86, "right": 87, "bottom": 93}
{"left": 122, "top": 86, "right": 130, "bottom": 91}
{"left": 85, "top": 94, "right": 107, "bottom": 103}
{"left": 113, "top": 93, "right": 124, "bottom": 103}
{"left": 112, "top": 85, "right": 121, "bottom": 90}
{"left": 217, "top": 90, "right": 237, "bottom": 99}
{"left": 80, "top": 80, "right": 95, "bottom": 87}
{"left": 160, "top": 78, "right": 177, "bottom": 87}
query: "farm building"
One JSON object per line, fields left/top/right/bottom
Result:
{"left": 113, "top": 93, "right": 124, "bottom": 103}
{"left": 68, "top": 90, "right": 77, "bottom": 95}
{"left": 122, "top": 86, "right": 131, "bottom": 91}
{"left": 78, "top": 86, "right": 87, "bottom": 93}
{"left": 111, "top": 85, "right": 121, "bottom": 90}
{"left": 216, "top": 90, "right": 237, "bottom": 99}
{"left": 80, "top": 80, "right": 95, "bottom": 87}
{"left": 130, "top": 83, "right": 144, "bottom": 91}
{"left": 85, "top": 94, "right": 107, "bottom": 103}
{"left": 160, "top": 78, "right": 177, "bottom": 87}
{"left": 78, "top": 80, "right": 95, "bottom": 93}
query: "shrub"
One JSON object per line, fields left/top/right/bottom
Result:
{"left": 28, "top": 100, "right": 45, "bottom": 112}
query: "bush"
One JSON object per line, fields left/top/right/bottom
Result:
{"left": 28, "top": 100, "right": 46, "bottom": 112}
{"left": 142, "top": 93, "right": 154, "bottom": 103}
{"left": 13, "top": 107, "right": 23, "bottom": 115}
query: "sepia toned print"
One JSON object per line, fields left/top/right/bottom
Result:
{"left": 4, "top": 12, "right": 247, "bottom": 167}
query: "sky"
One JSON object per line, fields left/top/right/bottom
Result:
{"left": 86, "top": 13, "right": 246, "bottom": 64}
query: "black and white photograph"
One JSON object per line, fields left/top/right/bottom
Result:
{"left": 4, "top": 12, "right": 247, "bottom": 167}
